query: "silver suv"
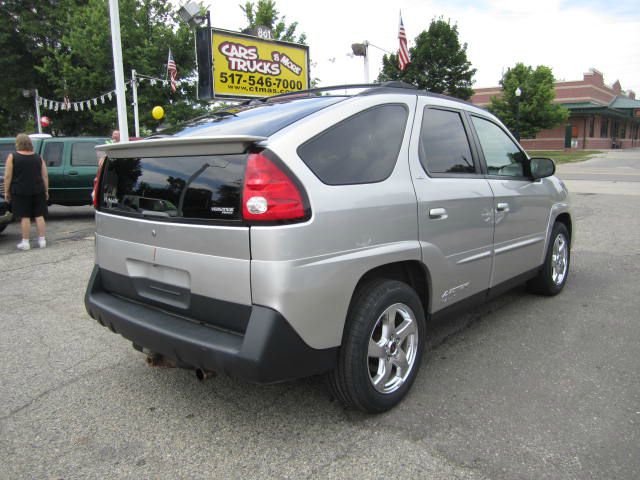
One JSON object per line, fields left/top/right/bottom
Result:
{"left": 85, "top": 83, "right": 571, "bottom": 413}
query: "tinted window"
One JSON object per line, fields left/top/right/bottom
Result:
{"left": 0, "top": 144, "right": 13, "bottom": 167}
{"left": 71, "top": 142, "right": 100, "bottom": 166}
{"left": 43, "top": 142, "right": 64, "bottom": 167}
{"left": 419, "top": 108, "right": 475, "bottom": 174}
{"left": 472, "top": 116, "right": 527, "bottom": 177}
{"left": 297, "top": 105, "right": 408, "bottom": 185}
{"left": 166, "top": 97, "right": 345, "bottom": 138}
{"left": 100, "top": 155, "right": 245, "bottom": 222}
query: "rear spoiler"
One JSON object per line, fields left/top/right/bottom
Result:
{"left": 95, "top": 135, "right": 267, "bottom": 158}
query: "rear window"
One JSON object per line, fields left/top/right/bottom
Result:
{"left": 165, "top": 96, "right": 345, "bottom": 138}
{"left": 100, "top": 155, "right": 246, "bottom": 222}
{"left": 297, "top": 104, "right": 408, "bottom": 185}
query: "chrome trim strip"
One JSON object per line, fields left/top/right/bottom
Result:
{"left": 456, "top": 250, "right": 492, "bottom": 265}
{"left": 494, "top": 235, "right": 546, "bottom": 255}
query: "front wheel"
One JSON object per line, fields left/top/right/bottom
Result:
{"left": 528, "top": 222, "right": 570, "bottom": 296}
{"left": 328, "top": 279, "right": 426, "bottom": 413}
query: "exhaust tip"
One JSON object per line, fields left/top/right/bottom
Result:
{"left": 195, "top": 368, "right": 216, "bottom": 381}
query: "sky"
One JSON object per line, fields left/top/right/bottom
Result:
{"left": 201, "top": 0, "right": 640, "bottom": 95}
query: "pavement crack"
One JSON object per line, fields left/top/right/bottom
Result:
{"left": 0, "top": 252, "right": 88, "bottom": 274}
{"left": 0, "top": 360, "right": 127, "bottom": 423}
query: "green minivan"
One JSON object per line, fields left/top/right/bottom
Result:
{"left": 0, "top": 135, "right": 108, "bottom": 206}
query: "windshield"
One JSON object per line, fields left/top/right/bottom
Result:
{"left": 163, "top": 96, "right": 345, "bottom": 138}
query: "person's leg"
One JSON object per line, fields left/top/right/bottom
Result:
{"left": 17, "top": 217, "right": 31, "bottom": 250}
{"left": 20, "top": 217, "right": 30, "bottom": 240}
{"left": 35, "top": 216, "right": 46, "bottom": 247}
{"left": 33, "top": 193, "right": 47, "bottom": 248}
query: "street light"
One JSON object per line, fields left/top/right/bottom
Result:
{"left": 515, "top": 86, "right": 522, "bottom": 141}
{"left": 351, "top": 41, "right": 369, "bottom": 83}
{"left": 178, "top": 1, "right": 210, "bottom": 28}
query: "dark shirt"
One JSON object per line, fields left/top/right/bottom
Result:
{"left": 10, "top": 152, "right": 45, "bottom": 195}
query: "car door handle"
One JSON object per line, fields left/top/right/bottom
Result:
{"left": 429, "top": 208, "right": 448, "bottom": 219}
{"left": 496, "top": 202, "right": 510, "bottom": 212}
{"left": 68, "top": 170, "right": 79, "bottom": 175}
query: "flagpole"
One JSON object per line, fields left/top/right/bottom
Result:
{"left": 108, "top": 0, "right": 129, "bottom": 142}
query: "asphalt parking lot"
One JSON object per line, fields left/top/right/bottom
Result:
{"left": 1, "top": 151, "right": 639, "bottom": 479}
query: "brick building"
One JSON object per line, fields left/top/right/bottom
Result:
{"left": 471, "top": 69, "right": 640, "bottom": 150}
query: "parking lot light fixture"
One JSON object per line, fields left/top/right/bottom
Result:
{"left": 515, "top": 86, "right": 522, "bottom": 141}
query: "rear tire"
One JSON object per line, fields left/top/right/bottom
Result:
{"left": 528, "top": 222, "right": 570, "bottom": 296}
{"left": 328, "top": 279, "right": 426, "bottom": 413}
{"left": 0, "top": 224, "right": 6, "bottom": 234}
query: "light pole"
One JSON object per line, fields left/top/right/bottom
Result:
{"left": 22, "top": 89, "right": 42, "bottom": 134}
{"left": 108, "top": 0, "right": 129, "bottom": 142}
{"left": 515, "top": 86, "right": 522, "bottom": 141}
{"left": 351, "top": 41, "right": 369, "bottom": 83}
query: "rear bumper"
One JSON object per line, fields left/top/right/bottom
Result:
{"left": 84, "top": 266, "right": 337, "bottom": 384}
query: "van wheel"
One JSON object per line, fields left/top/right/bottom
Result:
{"left": 328, "top": 279, "right": 425, "bottom": 413}
{"left": 0, "top": 225, "right": 6, "bottom": 234}
{"left": 528, "top": 222, "right": 570, "bottom": 296}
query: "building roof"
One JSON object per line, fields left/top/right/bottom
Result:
{"left": 609, "top": 97, "right": 640, "bottom": 109}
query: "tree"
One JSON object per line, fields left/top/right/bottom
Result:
{"left": 0, "top": 0, "right": 207, "bottom": 136}
{"left": 377, "top": 18, "right": 476, "bottom": 100}
{"left": 240, "top": 0, "right": 306, "bottom": 44}
{"left": 488, "top": 63, "right": 569, "bottom": 139}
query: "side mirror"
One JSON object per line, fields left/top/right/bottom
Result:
{"left": 529, "top": 157, "right": 555, "bottom": 179}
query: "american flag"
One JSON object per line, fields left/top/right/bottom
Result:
{"left": 398, "top": 14, "right": 410, "bottom": 71}
{"left": 167, "top": 49, "right": 178, "bottom": 93}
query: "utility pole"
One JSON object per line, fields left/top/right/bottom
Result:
{"left": 132, "top": 69, "right": 140, "bottom": 138}
{"left": 34, "top": 89, "right": 42, "bottom": 134}
{"left": 108, "top": 0, "right": 129, "bottom": 142}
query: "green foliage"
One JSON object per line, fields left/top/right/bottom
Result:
{"left": 377, "top": 17, "right": 476, "bottom": 100}
{"left": 240, "top": 0, "right": 307, "bottom": 44}
{"left": 488, "top": 63, "right": 569, "bottom": 139}
{"left": 0, "top": 0, "right": 207, "bottom": 136}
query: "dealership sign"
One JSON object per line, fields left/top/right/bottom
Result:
{"left": 199, "top": 29, "right": 310, "bottom": 99}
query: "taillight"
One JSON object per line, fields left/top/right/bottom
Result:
{"left": 242, "top": 152, "right": 307, "bottom": 222}
{"left": 92, "top": 160, "right": 104, "bottom": 208}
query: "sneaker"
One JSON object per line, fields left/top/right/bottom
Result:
{"left": 17, "top": 240, "right": 30, "bottom": 251}
{"left": 38, "top": 237, "right": 47, "bottom": 248}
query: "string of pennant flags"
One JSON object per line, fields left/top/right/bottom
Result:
{"left": 37, "top": 75, "right": 170, "bottom": 113}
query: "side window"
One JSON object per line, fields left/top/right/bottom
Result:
{"left": 472, "top": 116, "right": 527, "bottom": 177}
{"left": 43, "top": 142, "right": 64, "bottom": 167}
{"left": 0, "top": 144, "right": 13, "bottom": 167}
{"left": 297, "top": 104, "right": 408, "bottom": 185}
{"left": 419, "top": 108, "right": 475, "bottom": 175}
{"left": 71, "top": 142, "right": 100, "bottom": 166}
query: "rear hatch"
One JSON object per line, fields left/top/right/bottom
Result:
{"left": 95, "top": 136, "right": 263, "bottom": 334}
{"left": 94, "top": 96, "right": 344, "bottom": 333}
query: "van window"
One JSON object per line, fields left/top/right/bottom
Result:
{"left": 43, "top": 142, "right": 64, "bottom": 167}
{"left": 472, "top": 116, "right": 527, "bottom": 177}
{"left": 0, "top": 144, "right": 12, "bottom": 167}
{"left": 71, "top": 142, "right": 100, "bottom": 166}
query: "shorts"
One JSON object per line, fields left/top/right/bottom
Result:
{"left": 11, "top": 192, "right": 48, "bottom": 219}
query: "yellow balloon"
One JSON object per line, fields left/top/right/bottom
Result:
{"left": 152, "top": 106, "right": 164, "bottom": 120}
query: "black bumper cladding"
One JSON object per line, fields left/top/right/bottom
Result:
{"left": 84, "top": 266, "right": 337, "bottom": 384}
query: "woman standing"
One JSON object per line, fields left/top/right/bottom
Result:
{"left": 3, "top": 133, "right": 48, "bottom": 250}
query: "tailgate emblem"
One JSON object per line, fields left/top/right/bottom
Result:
{"left": 151, "top": 229, "right": 157, "bottom": 237}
